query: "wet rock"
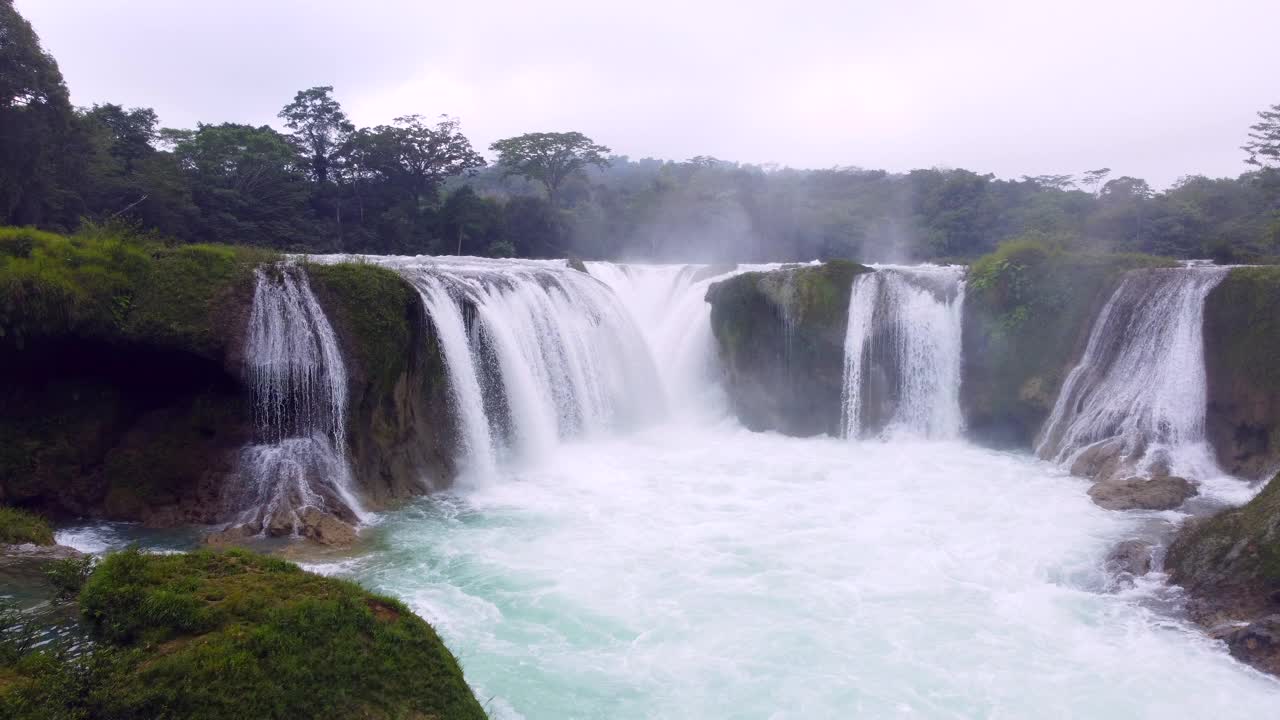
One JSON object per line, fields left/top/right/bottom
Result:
{"left": 1088, "top": 475, "right": 1197, "bottom": 511}
{"left": 1068, "top": 438, "right": 1128, "bottom": 483}
{"left": 203, "top": 522, "right": 260, "bottom": 547}
{"left": 298, "top": 507, "right": 358, "bottom": 546}
{"left": 1223, "top": 616, "right": 1280, "bottom": 676}
{"left": 1106, "top": 539, "right": 1154, "bottom": 577}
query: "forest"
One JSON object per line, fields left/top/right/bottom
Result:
{"left": 2, "top": 0, "right": 1278, "bottom": 263}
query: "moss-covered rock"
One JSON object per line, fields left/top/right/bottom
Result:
{"left": 961, "top": 241, "right": 1175, "bottom": 447}
{"left": 0, "top": 507, "right": 53, "bottom": 545}
{"left": 1204, "top": 266, "right": 1280, "bottom": 479}
{"left": 707, "top": 260, "right": 871, "bottom": 435}
{"left": 0, "top": 227, "right": 267, "bottom": 524}
{"left": 1168, "top": 473, "right": 1280, "bottom": 674}
{"left": 0, "top": 549, "right": 487, "bottom": 719}
{"left": 306, "top": 262, "right": 457, "bottom": 507}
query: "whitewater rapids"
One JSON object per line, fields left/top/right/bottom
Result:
{"left": 306, "top": 426, "right": 1280, "bottom": 719}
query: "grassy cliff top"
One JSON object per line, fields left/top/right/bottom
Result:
{"left": 0, "top": 225, "right": 276, "bottom": 358}
{"left": 1, "top": 549, "right": 487, "bottom": 719}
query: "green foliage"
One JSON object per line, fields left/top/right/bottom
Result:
{"left": 0, "top": 549, "right": 488, "bottom": 719}
{"left": 490, "top": 131, "right": 611, "bottom": 207}
{"left": 0, "top": 506, "right": 53, "bottom": 545}
{"left": 45, "top": 556, "right": 96, "bottom": 600}
{"left": 0, "top": 224, "right": 273, "bottom": 354}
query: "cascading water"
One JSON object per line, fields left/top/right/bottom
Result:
{"left": 358, "top": 256, "right": 664, "bottom": 473}
{"left": 1036, "top": 266, "right": 1229, "bottom": 480}
{"left": 840, "top": 265, "right": 966, "bottom": 439}
{"left": 231, "top": 265, "right": 363, "bottom": 533}
{"left": 586, "top": 262, "right": 770, "bottom": 419}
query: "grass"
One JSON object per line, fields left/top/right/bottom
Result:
{"left": 1, "top": 549, "right": 488, "bottom": 719}
{"left": 0, "top": 507, "right": 53, "bottom": 545}
{"left": 0, "top": 224, "right": 276, "bottom": 357}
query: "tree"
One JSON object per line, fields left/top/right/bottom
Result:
{"left": 278, "top": 86, "right": 353, "bottom": 186}
{"left": 345, "top": 115, "right": 485, "bottom": 204}
{"left": 1243, "top": 103, "right": 1280, "bottom": 169}
{"left": 161, "top": 123, "right": 313, "bottom": 247}
{"left": 489, "top": 131, "right": 611, "bottom": 208}
{"left": 1021, "top": 174, "right": 1075, "bottom": 191}
{"left": 0, "top": 0, "right": 84, "bottom": 227}
{"left": 1080, "top": 168, "right": 1111, "bottom": 197}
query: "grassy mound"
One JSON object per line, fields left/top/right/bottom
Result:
{"left": 1, "top": 549, "right": 487, "bottom": 719}
{"left": 0, "top": 507, "right": 53, "bottom": 545}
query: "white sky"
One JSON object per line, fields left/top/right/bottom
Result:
{"left": 17, "top": 0, "right": 1279, "bottom": 188}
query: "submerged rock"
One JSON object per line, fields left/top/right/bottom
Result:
{"left": 1106, "top": 539, "right": 1155, "bottom": 578}
{"left": 1088, "top": 475, "right": 1197, "bottom": 511}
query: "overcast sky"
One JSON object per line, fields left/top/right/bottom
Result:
{"left": 16, "top": 0, "right": 1278, "bottom": 188}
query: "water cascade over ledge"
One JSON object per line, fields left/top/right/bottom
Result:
{"left": 230, "top": 264, "right": 363, "bottom": 533}
{"left": 368, "top": 256, "right": 665, "bottom": 474}
{"left": 1036, "top": 266, "right": 1230, "bottom": 480}
{"left": 840, "top": 265, "right": 966, "bottom": 439}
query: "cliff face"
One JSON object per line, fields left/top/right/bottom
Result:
{"left": 1204, "top": 266, "right": 1280, "bottom": 480}
{"left": 960, "top": 242, "right": 1175, "bottom": 448}
{"left": 0, "top": 231, "right": 266, "bottom": 525}
{"left": 0, "top": 230, "right": 459, "bottom": 536}
{"left": 306, "top": 262, "right": 457, "bottom": 507}
{"left": 706, "top": 261, "right": 871, "bottom": 436}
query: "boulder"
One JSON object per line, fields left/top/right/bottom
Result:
{"left": 1088, "top": 475, "right": 1197, "bottom": 511}
{"left": 203, "top": 522, "right": 259, "bottom": 547}
{"left": 1222, "top": 616, "right": 1280, "bottom": 676}
{"left": 1106, "top": 539, "right": 1154, "bottom": 578}
{"left": 298, "top": 507, "right": 358, "bottom": 546}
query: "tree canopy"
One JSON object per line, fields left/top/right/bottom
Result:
{"left": 490, "top": 132, "right": 611, "bottom": 207}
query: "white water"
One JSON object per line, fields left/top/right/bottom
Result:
{"left": 841, "top": 265, "right": 966, "bottom": 439}
{"left": 1037, "top": 267, "right": 1229, "bottom": 481}
{"left": 234, "top": 265, "right": 363, "bottom": 531}
{"left": 350, "top": 256, "right": 664, "bottom": 472}
{"left": 119, "top": 257, "right": 1277, "bottom": 716}
{"left": 305, "top": 428, "right": 1280, "bottom": 719}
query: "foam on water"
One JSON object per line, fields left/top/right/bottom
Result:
{"left": 308, "top": 426, "right": 1279, "bottom": 718}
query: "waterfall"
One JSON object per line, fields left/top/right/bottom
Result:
{"left": 1036, "top": 266, "right": 1229, "bottom": 480}
{"left": 587, "top": 262, "right": 765, "bottom": 419}
{"left": 233, "top": 265, "right": 363, "bottom": 533}
{"left": 367, "top": 256, "right": 663, "bottom": 471}
{"left": 840, "top": 265, "right": 966, "bottom": 439}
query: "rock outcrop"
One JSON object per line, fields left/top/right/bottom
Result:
{"left": 1167, "top": 472, "right": 1280, "bottom": 675}
{"left": 307, "top": 262, "right": 457, "bottom": 508}
{"left": 706, "top": 261, "right": 871, "bottom": 435}
{"left": 0, "top": 236, "right": 263, "bottom": 526}
{"left": 1204, "top": 266, "right": 1280, "bottom": 481}
{"left": 960, "top": 242, "right": 1175, "bottom": 448}
{"left": 1088, "top": 475, "right": 1198, "bottom": 511}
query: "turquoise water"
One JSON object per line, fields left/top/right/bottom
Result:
{"left": 290, "top": 425, "right": 1280, "bottom": 719}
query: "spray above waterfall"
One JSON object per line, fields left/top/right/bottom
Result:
{"left": 840, "top": 265, "right": 966, "bottom": 440}
{"left": 1037, "top": 266, "right": 1229, "bottom": 480}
